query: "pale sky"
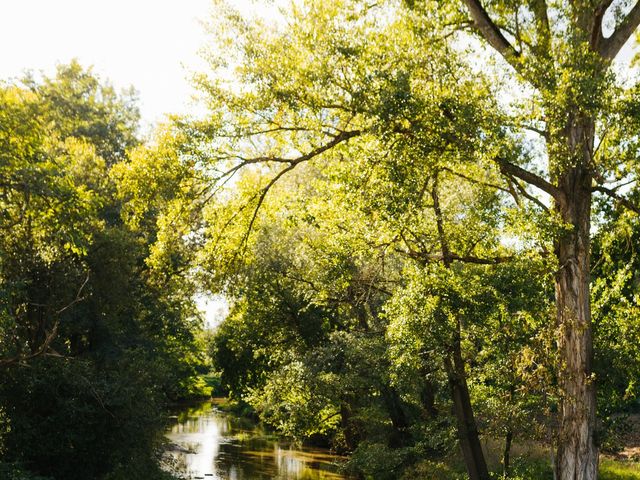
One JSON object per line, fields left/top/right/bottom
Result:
{"left": 0, "top": 0, "right": 212, "bottom": 126}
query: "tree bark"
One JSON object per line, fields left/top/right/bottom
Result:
{"left": 445, "top": 340, "right": 491, "bottom": 480}
{"left": 553, "top": 121, "right": 598, "bottom": 480}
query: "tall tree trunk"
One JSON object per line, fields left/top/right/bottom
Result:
{"left": 432, "top": 173, "right": 490, "bottom": 480}
{"left": 554, "top": 120, "right": 598, "bottom": 480}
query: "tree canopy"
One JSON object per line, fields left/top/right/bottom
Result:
{"left": 0, "top": 62, "right": 207, "bottom": 480}
{"left": 192, "top": 1, "right": 640, "bottom": 479}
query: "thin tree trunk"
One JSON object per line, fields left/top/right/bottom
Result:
{"left": 432, "top": 173, "right": 490, "bottom": 480}
{"left": 340, "top": 402, "right": 357, "bottom": 452}
{"left": 420, "top": 375, "right": 438, "bottom": 419}
{"left": 503, "top": 429, "right": 513, "bottom": 477}
{"left": 444, "top": 341, "right": 491, "bottom": 480}
{"left": 553, "top": 120, "right": 598, "bottom": 480}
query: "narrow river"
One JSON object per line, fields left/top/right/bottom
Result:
{"left": 165, "top": 402, "right": 349, "bottom": 480}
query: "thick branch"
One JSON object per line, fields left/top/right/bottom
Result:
{"left": 509, "top": 175, "right": 551, "bottom": 212}
{"left": 461, "top": 0, "right": 521, "bottom": 63}
{"left": 495, "top": 157, "right": 563, "bottom": 201}
{"left": 598, "top": 1, "right": 640, "bottom": 60}
{"left": 591, "top": 0, "right": 613, "bottom": 51}
{"left": 593, "top": 185, "right": 640, "bottom": 214}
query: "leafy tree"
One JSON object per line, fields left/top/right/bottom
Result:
{"left": 0, "top": 64, "right": 204, "bottom": 479}
{"left": 203, "top": 138, "right": 552, "bottom": 479}
{"left": 193, "top": 1, "right": 640, "bottom": 479}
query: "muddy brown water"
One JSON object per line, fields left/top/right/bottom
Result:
{"left": 164, "top": 402, "right": 349, "bottom": 480}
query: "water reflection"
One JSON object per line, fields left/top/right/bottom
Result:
{"left": 165, "top": 402, "right": 347, "bottom": 480}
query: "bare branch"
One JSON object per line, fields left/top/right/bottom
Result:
{"left": 598, "top": 1, "right": 640, "bottom": 60}
{"left": 56, "top": 272, "right": 90, "bottom": 315}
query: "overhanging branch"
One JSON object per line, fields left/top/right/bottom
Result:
{"left": 235, "top": 130, "right": 362, "bottom": 246}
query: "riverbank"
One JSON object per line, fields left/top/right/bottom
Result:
{"left": 170, "top": 398, "right": 640, "bottom": 480}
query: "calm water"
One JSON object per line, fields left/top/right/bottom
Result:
{"left": 164, "top": 402, "right": 348, "bottom": 480}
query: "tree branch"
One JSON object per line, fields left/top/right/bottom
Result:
{"left": 461, "top": 0, "right": 521, "bottom": 63}
{"left": 495, "top": 157, "right": 563, "bottom": 201}
{"left": 237, "top": 130, "right": 362, "bottom": 247}
{"left": 441, "top": 166, "right": 511, "bottom": 194}
{"left": 0, "top": 273, "right": 90, "bottom": 368}
{"left": 598, "top": 1, "right": 640, "bottom": 60}
{"left": 398, "top": 248, "right": 513, "bottom": 265}
{"left": 529, "top": 0, "right": 551, "bottom": 52}
{"left": 0, "top": 322, "right": 59, "bottom": 368}
{"left": 509, "top": 175, "right": 551, "bottom": 212}
{"left": 593, "top": 185, "right": 640, "bottom": 214}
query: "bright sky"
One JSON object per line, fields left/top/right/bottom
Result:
{"left": 0, "top": 0, "right": 212, "bottom": 126}
{"left": 0, "top": 1, "right": 285, "bottom": 128}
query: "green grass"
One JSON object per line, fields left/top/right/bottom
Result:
{"left": 502, "top": 457, "right": 640, "bottom": 480}
{"left": 600, "top": 458, "right": 640, "bottom": 480}
{"left": 402, "top": 456, "right": 640, "bottom": 479}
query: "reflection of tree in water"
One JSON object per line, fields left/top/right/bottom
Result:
{"left": 161, "top": 448, "right": 189, "bottom": 479}
{"left": 165, "top": 403, "right": 346, "bottom": 479}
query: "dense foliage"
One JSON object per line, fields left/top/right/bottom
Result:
{"left": 3, "top": 1, "right": 640, "bottom": 479}
{"left": 192, "top": 1, "right": 640, "bottom": 479}
{"left": 0, "top": 63, "right": 206, "bottom": 480}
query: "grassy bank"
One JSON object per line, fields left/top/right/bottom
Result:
{"left": 401, "top": 453, "right": 640, "bottom": 479}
